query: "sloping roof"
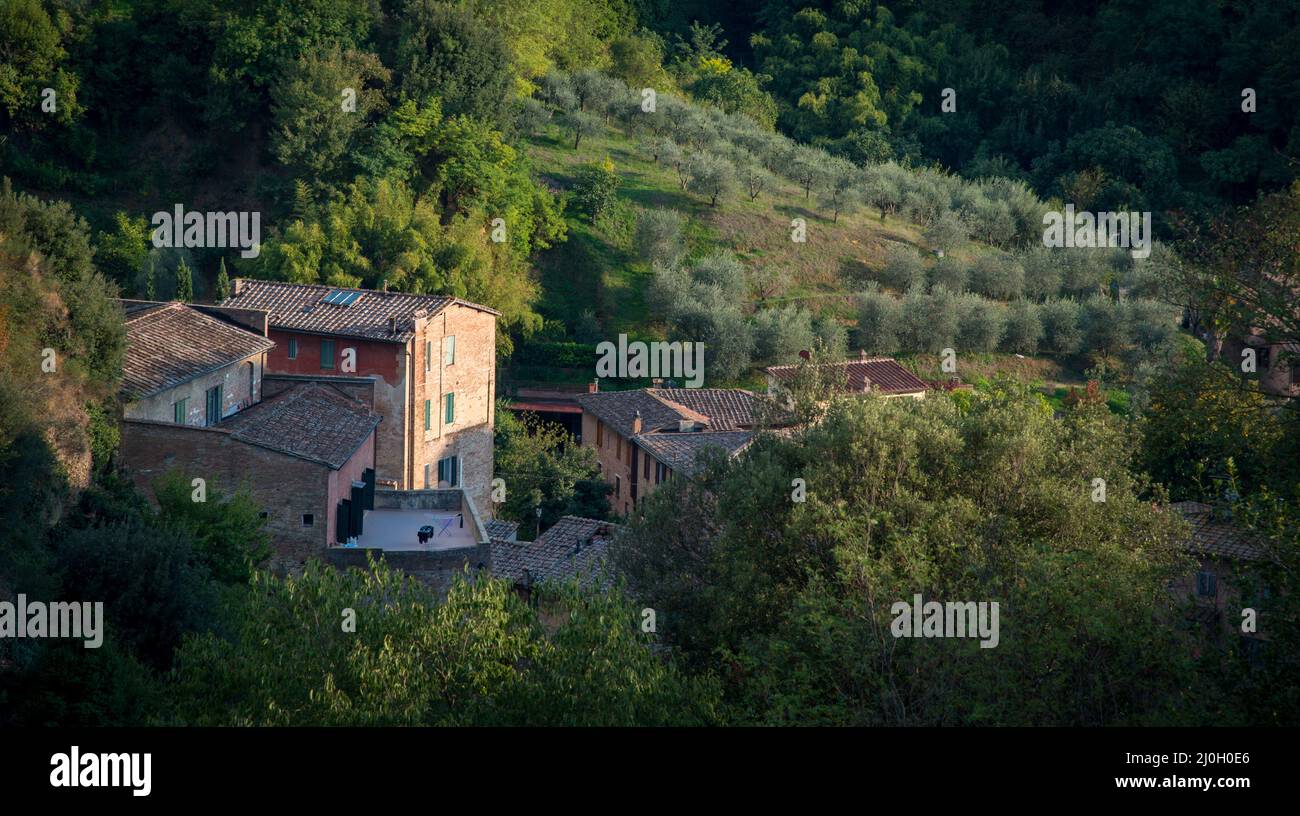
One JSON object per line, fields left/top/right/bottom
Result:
{"left": 635, "top": 430, "right": 754, "bottom": 476}
{"left": 576, "top": 390, "right": 711, "bottom": 438}
{"left": 122, "top": 302, "right": 275, "bottom": 400}
{"left": 485, "top": 519, "right": 519, "bottom": 541}
{"left": 765, "top": 357, "right": 928, "bottom": 395}
{"left": 219, "top": 382, "right": 380, "bottom": 469}
{"left": 648, "top": 388, "right": 759, "bottom": 430}
{"left": 1171, "top": 501, "right": 1267, "bottom": 562}
{"left": 219, "top": 279, "right": 499, "bottom": 343}
{"left": 490, "top": 516, "right": 623, "bottom": 587}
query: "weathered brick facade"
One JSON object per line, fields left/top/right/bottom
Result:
{"left": 227, "top": 282, "right": 498, "bottom": 517}
{"left": 120, "top": 419, "right": 372, "bottom": 565}
{"left": 123, "top": 353, "right": 266, "bottom": 425}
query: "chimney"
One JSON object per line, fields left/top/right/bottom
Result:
{"left": 632, "top": 410, "right": 642, "bottom": 434}
{"left": 588, "top": 380, "right": 599, "bottom": 394}
{"left": 388, "top": 316, "right": 397, "bottom": 335}
{"left": 861, "top": 376, "right": 871, "bottom": 394}
{"left": 859, "top": 349, "right": 868, "bottom": 361}
{"left": 232, "top": 278, "right": 244, "bottom": 296}
{"left": 381, "top": 279, "right": 389, "bottom": 292}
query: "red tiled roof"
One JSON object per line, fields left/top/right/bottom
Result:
{"left": 220, "top": 279, "right": 498, "bottom": 343}
{"left": 765, "top": 357, "right": 928, "bottom": 395}
{"left": 219, "top": 382, "right": 380, "bottom": 469}
{"left": 122, "top": 302, "right": 274, "bottom": 400}
{"left": 648, "top": 388, "right": 759, "bottom": 430}
{"left": 576, "top": 390, "right": 711, "bottom": 438}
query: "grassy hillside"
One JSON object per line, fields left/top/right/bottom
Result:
{"left": 526, "top": 123, "right": 930, "bottom": 336}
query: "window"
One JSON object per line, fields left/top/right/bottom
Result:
{"left": 424, "top": 399, "right": 432, "bottom": 431}
{"left": 644, "top": 451, "right": 650, "bottom": 480}
{"left": 424, "top": 463, "right": 432, "bottom": 489}
{"left": 1197, "top": 570, "right": 1218, "bottom": 597}
{"left": 444, "top": 335, "right": 456, "bottom": 365}
{"left": 258, "top": 511, "right": 269, "bottom": 520}
{"left": 595, "top": 421, "right": 603, "bottom": 446}
{"left": 302, "top": 514, "right": 315, "bottom": 527}
{"left": 655, "top": 461, "right": 668, "bottom": 484}
{"left": 444, "top": 392, "right": 455, "bottom": 424}
{"left": 424, "top": 339, "right": 432, "bottom": 372}
{"left": 204, "top": 385, "right": 222, "bottom": 426}
{"left": 437, "top": 455, "right": 460, "bottom": 487}
{"left": 173, "top": 397, "right": 188, "bottom": 425}
{"left": 321, "top": 339, "right": 335, "bottom": 370}
{"left": 287, "top": 337, "right": 298, "bottom": 359}
{"left": 614, "top": 474, "right": 621, "bottom": 497}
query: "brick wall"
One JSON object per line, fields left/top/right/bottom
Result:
{"left": 263, "top": 330, "right": 411, "bottom": 488}
{"left": 124, "top": 352, "right": 266, "bottom": 425}
{"left": 326, "top": 433, "right": 375, "bottom": 545}
{"left": 581, "top": 412, "right": 641, "bottom": 515}
{"left": 120, "top": 419, "right": 332, "bottom": 565}
{"left": 412, "top": 304, "right": 496, "bottom": 516}
{"left": 323, "top": 544, "right": 491, "bottom": 596}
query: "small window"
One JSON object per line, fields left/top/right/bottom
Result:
{"left": 643, "top": 451, "right": 650, "bottom": 480}
{"left": 425, "top": 339, "right": 432, "bottom": 372}
{"left": 614, "top": 474, "right": 621, "bottom": 497}
{"left": 205, "top": 385, "right": 222, "bottom": 426}
{"left": 321, "top": 339, "right": 335, "bottom": 370}
{"left": 444, "top": 392, "right": 455, "bottom": 424}
{"left": 258, "top": 511, "right": 269, "bottom": 520}
{"left": 445, "top": 335, "right": 456, "bottom": 365}
{"left": 596, "top": 421, "right": 603, "bottom": 446}
{"left": 424, "top": 399, "right": 432, "bottom": 431}
{"left": 1197, "top": 570, "right": 1217, "bottom": 597}
{"left": 287, "top": 337, "right": 298, "bottom": 359}
{"left": 173, "top": 397, "right": 188, "bottom": 425}
{"left": 437, "top": 455, "right": 460, "bottom": 487}
{"left": 423, "top": 463, "right": 432, "bottom": 489}
{"left": 302, "top": 514, "right": 315, "bottom": 527}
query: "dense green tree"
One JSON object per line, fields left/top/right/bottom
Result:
{"left": 396, "top": 1, "right": 513, "bottom": 125}
{"left": 174, "top": 257, "right": 193, "bottom": 302}
{"left": 165, "top": 558, "right": 718, "bottom": 725}
{"left": 615, "top": 384, "right": 1216, "bottom": 725}
{"left": 571, "top": 156, "right": 621, "bottom": 223}
{"left": 493, "top": 405, "right": 605, "bottom": 538}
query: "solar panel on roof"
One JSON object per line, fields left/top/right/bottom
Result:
{"left": 321, "top": 289, "right": 362, "bottom": 306}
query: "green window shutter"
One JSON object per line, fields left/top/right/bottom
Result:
{"left": 444, "top": 392, "right": 455, "bottom": 424}
{"left": 445, "top": 335, "right": 456, "bottom": 365}
{"left": 424, "top": 399, "right": 431, "bottom": 431}
{"left": 287, "top": 337, "right": 297, "bottom": 359}
{"left": 321, "top": 339, "right": 335, "bottom": 369}
{"left": 174, "top": 398, "right": 187, "bottom": 424}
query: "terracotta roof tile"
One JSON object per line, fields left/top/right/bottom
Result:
{"left": 220, "top": 279, "right": 498, "bottom": 343}
{"left": 490, "top": 516, "right": 623, "bottom": 587}
{"left": 575, "top": 390, "right": 711, "bottom": 438}
{"left": 635, "top": 430, "right": 754, "bottom": 476}
{"left": 121, "top": 302, "right": 274, "bottom": 400}
{"left": 219, "top": 382, "right": 379, "bottom": 469}
{"left": 1171, "top": 501, "right": 1267, "bottom": 562}
{"left": 765, "top": 357, "right": 928, "bottom": 395}
{"left": 648, "top": 388, "right": 759, "bottom": 430}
